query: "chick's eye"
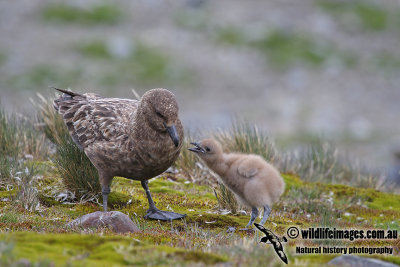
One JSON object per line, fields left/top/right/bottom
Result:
{"left": 156, "top": 111, "right": 163, "bottom": 118}
{"left": 205, "top": 147, "right": 211, "bottom": 152}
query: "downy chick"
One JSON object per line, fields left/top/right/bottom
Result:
{"left": 189, "top": 138, "right": 285, "bottom": 227}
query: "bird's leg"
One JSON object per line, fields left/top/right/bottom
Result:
{"left": 260, "top": 204, "right": 271, "bottom": 225}
{"left": 245, "top": 207, "right": 259, "bottom": 228}
{"left": 141, "top": 180, "right": 157, "bottom": 210}
{"left": 102, "top": 185, "right": 110, "bottom": 212}
{"left": 141, "top": 180, "right": 186, "bottom": 221}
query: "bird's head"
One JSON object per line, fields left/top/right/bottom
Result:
{"left": 188, "top": 138, "right": 223, "bottom": 164}
{"left": 141, "top": 88, "right": 181, "bottom": 147}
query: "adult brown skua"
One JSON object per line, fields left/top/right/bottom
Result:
{"left": 53, "top": 87, "right": 185, "bottom": 221}
{"left": 189, "top": 138, "right": 285, "bottom": 228}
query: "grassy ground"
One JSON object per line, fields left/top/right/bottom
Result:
{"left": 1, "top": 170, "right": 399, "bottom": 266}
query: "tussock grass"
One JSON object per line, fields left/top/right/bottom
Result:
{"left": 13, "top": 164, "right": 40, "bottom": 212}
{"left": 0, "top": 109, "right": 19, "bottom": 183}
{"left": 53, "top": 138, "right": 100, "bottom": 199}
{"left": 175, "top": 134, "right": 199, "bottom": 181}
{"left": 0, "top": 108, "right": 19, "bottom": 159}
{"left": 213, "top": 183, "right": 241, "bottom": 214}
{"left": 35, "top": 94, "right": 100, "bottom": 199}
{"left": 18, "top": 115, "right": 49, "bottom": 161}
{"left": 216, "top": 120, "right": 277, "bottom": 162}
{"left": 0, "top": 107, "right": 44, "bottom": 211}
{"left": 279, "top": 138, "right": 378, "bottom": 188}
{"left": 35, "top": 94, "right": 69, "bottom": 145}
{"left": 283, "top": 186, "right": 326, "bottom": 215}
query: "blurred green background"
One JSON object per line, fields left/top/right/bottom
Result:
{"left": 0, "top": 0, "right": 399, "bottom": 169}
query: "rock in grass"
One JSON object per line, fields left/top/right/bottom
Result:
{"left": 68, "top": 211, "right": 139, "bottom": 233}
{"left": 328, "top": 255, "right": 399, "bottom": 267}
{"left": 226, "top": 227, "right": 236, "bottom": 233}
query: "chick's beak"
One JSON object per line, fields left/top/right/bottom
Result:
{"left": 166, "top": 124, "right": 180, "bottom": 147}
{"left": 188, "top": 142, "right": 206, "bottom": 153}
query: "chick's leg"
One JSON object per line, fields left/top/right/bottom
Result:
{"left": 245, "top": 207, "right": 259, "bottom": 228}
{"left": 260, "top": 205, "right": 271, "bottom": 225}
{"left": 141, "top": 180, "right": 186, "bottom": 221}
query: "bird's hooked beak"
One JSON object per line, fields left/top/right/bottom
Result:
{"left": 188, "top": 142, "right": 206, "bottom": 153}
{"left": 165, "top": 123, "right": 180, "bottom": 147}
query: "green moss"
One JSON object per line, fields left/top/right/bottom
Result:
{"left": 106, "top": 191, "right": 131, "bottom": 208}
{"left": 346, "top": 206, "right": 400, "bottom": 224}
{"left": 39, "top": 194, "right": 61, "bottom": 207}
{"left": 321, "top": 183, "right": 400, "bottom": 211}
{"left": 4, "top": 232, "right": 129, "bottom": 266}
{"left": 173, "top": 249, "right": 227, "bottom": 265}
{"left": 282, "top": 173, "right": 304, "bottom": 191}
{"left": 367, "top": 191, "right": 400, "bottom": 211}
{"left": 112, "top": 176, "right": 217, "bottom": 210}
{"left": 188, "top": 213, "right": 248, "bottom": 229}
{"left": 295, "top": 254, "right": 336, "bottom": 266}
{"left": 41, "top": 3, "right": 124, "bottom": 26}
{"left": 74, "top": 203, "right": 101, "bottom": 214}
{"left": 1, "top": 232, "right": 226, "bottom": 266}
{"left": 0, "top": 189, "right": 15, "bottom": 198}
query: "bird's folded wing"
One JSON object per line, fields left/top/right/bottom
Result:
{"left": 237, "top": 158, "right": 259, "bottom": 178}
{"left": 54, "top": 94, "right": 137, "bottom": 149}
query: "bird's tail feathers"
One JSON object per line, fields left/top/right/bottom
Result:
{"left": 51, "top": 87, "right": 82, "bottom": 97}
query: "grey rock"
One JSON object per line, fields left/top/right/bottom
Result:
{"left": 328, "top": 255, "right": 399, "bottom": 267}
{"left": 68, "top": 211, "right": 140, "bottom": 233}
{"left": 226, "top": 226, "right": 236, "bottom": 233}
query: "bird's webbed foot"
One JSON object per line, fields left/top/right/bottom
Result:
{"left": 144, "top": 208, "right": 186, "bottom": 221}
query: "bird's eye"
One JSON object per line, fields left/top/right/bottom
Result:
{"left": 156, "top": 111, "right": 163, "bottom": 118}
{"left": 205, "top": 147, "right": 211, "bottom": 152}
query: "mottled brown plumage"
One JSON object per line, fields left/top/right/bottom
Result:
{"left": 53, "top": 87, "right": 185, "bottom": 220}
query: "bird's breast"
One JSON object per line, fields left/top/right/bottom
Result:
{"left": 120, "top": 137, "right": 181, "bottom": 179}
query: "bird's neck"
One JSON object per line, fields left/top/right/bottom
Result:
{"left": 207, "top": 153, "right": 229, "bottom": 177}
{"left": 134, "top": 103, "right": 152, "bottom": 131}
